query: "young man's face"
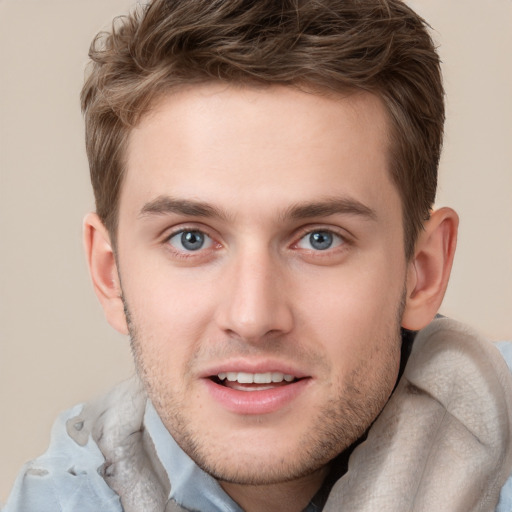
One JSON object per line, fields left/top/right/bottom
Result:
{"left": 115, "top": 84, "right": 411, "bottom": 485}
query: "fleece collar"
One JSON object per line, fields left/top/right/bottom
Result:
{"left": 324, "top": 318, "right": 512, "bottom": 511}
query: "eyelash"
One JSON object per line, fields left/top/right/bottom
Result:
{"left": 163, "top": 226, "right": 220, "bottom": 260}
{"left": 294, "top": 228, "right": 347, "bottom": 250}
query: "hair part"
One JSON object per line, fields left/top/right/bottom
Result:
{"left": 81, "top": 0, "right": 444, "bottom": 257}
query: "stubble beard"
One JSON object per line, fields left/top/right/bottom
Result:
{"left": 123, "top": 294, "right": 405, "bottom": 486}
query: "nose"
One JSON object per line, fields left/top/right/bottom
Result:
{"left": 215, "top": 247, "right": 294, "bottom": 342}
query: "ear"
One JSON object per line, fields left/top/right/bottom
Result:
{"left": 83, "top": 213, "right": 129, "bottom": 335}
{"left": 401, "top": 207, "right": 459, "bottom": 331}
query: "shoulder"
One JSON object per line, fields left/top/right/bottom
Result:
{"left": 2, "top": 395, "right": 128, "bottom": 512}
{"left": 3, "top": 377, "right": 168, "bottom": 512}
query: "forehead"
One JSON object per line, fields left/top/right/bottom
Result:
{"left": 120, "top": 83, "right": 398, "bottom": 222}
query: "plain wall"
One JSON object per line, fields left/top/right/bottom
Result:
{"left": 1, "top": 0, "right": 511, "bottom": 502}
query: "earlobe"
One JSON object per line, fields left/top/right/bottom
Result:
{"left": 83, "top": 213, "right": 129, "bottom": 335}
{"left": 401, "top": 207, "right": 459, "bottom": 331}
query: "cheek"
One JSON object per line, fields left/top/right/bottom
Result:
{"left": 122, "top": 264, "right": 220, "bottom": 361}
{"left": 122, "top": 247, "right": 214, "bottom": 317}
{"left": 295, "top": 259, "right": 405, "bottom": 366}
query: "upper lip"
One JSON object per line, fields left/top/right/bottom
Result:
{"left": 199, "top": 359, "right": 310, "bottom": 379}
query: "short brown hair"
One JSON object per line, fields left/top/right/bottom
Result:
{"left": 81, "top": 0, "right": 444, "bottom": 257}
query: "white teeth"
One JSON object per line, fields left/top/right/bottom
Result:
{"left": 254, "top": 372, "right": 272, "bottom": 384}
{"left": 217, "top": 372, "right": 296, "bottom": 383}
{"left": 237, "top": 372, "right": 254, "bottom": 384}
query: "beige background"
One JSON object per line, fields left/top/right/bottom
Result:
{"left": 0, "top": 0, "right": 511, "bottom": 502}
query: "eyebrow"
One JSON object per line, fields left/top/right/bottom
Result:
{"left": 139, "top": 196, "right": 230, "bottom": 221}
{"left": 281, "top": 197, "right": 377, "bottom": 222}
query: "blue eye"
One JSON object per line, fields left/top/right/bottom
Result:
{"left": 168, "top": 230, "right": 213, "bottom": 252}
{"left": 297, "top": 230, "right": 343, "bottom": 251}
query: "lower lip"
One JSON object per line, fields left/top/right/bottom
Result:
{"left": 203, "top": 378, "right": 310, "bottom": 415}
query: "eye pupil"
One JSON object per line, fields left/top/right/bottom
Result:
{"left": 309, "top": 231, "right": 333, "bottom": 250}
{"left": 181, "top": 231, "right": 204, "bottom": 251}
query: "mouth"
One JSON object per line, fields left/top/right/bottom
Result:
{"left": 202, "top": 364, "right": 310, "bottom": 414}
{"left": 210, "top": 371, "right": 300, "bottom": 392}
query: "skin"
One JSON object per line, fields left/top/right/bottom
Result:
{"left": 85, "top": 83, "right": 458, "bottom": 512}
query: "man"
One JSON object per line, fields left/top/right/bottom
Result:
{"left": 3, "top": 0, "right": 512, "bottom": 511}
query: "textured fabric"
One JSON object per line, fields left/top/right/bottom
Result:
{"left": 496, "top": 342, "right": 512, "bottom": 512}
{"left": 65, "top": 377, "right": 171, "bottom": 512}
{"left": 324, "top": 319, "right": 512, "bottom": 512}
{"left": 3, "top": 319, "right": 512, "bottom": 512}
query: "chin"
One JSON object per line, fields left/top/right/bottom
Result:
{"left": 188, "top": 443, "right": 330, "bottom": 486}
{"left": 165, "top": 395, "right": 378, "bottom": 486}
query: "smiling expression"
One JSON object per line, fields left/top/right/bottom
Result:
{"left": 113, "top": 83, "right": 411, "bottom": 486}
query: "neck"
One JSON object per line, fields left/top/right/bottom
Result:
{"left": 220, "top": 466, "right": 329, "bottom": 512}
